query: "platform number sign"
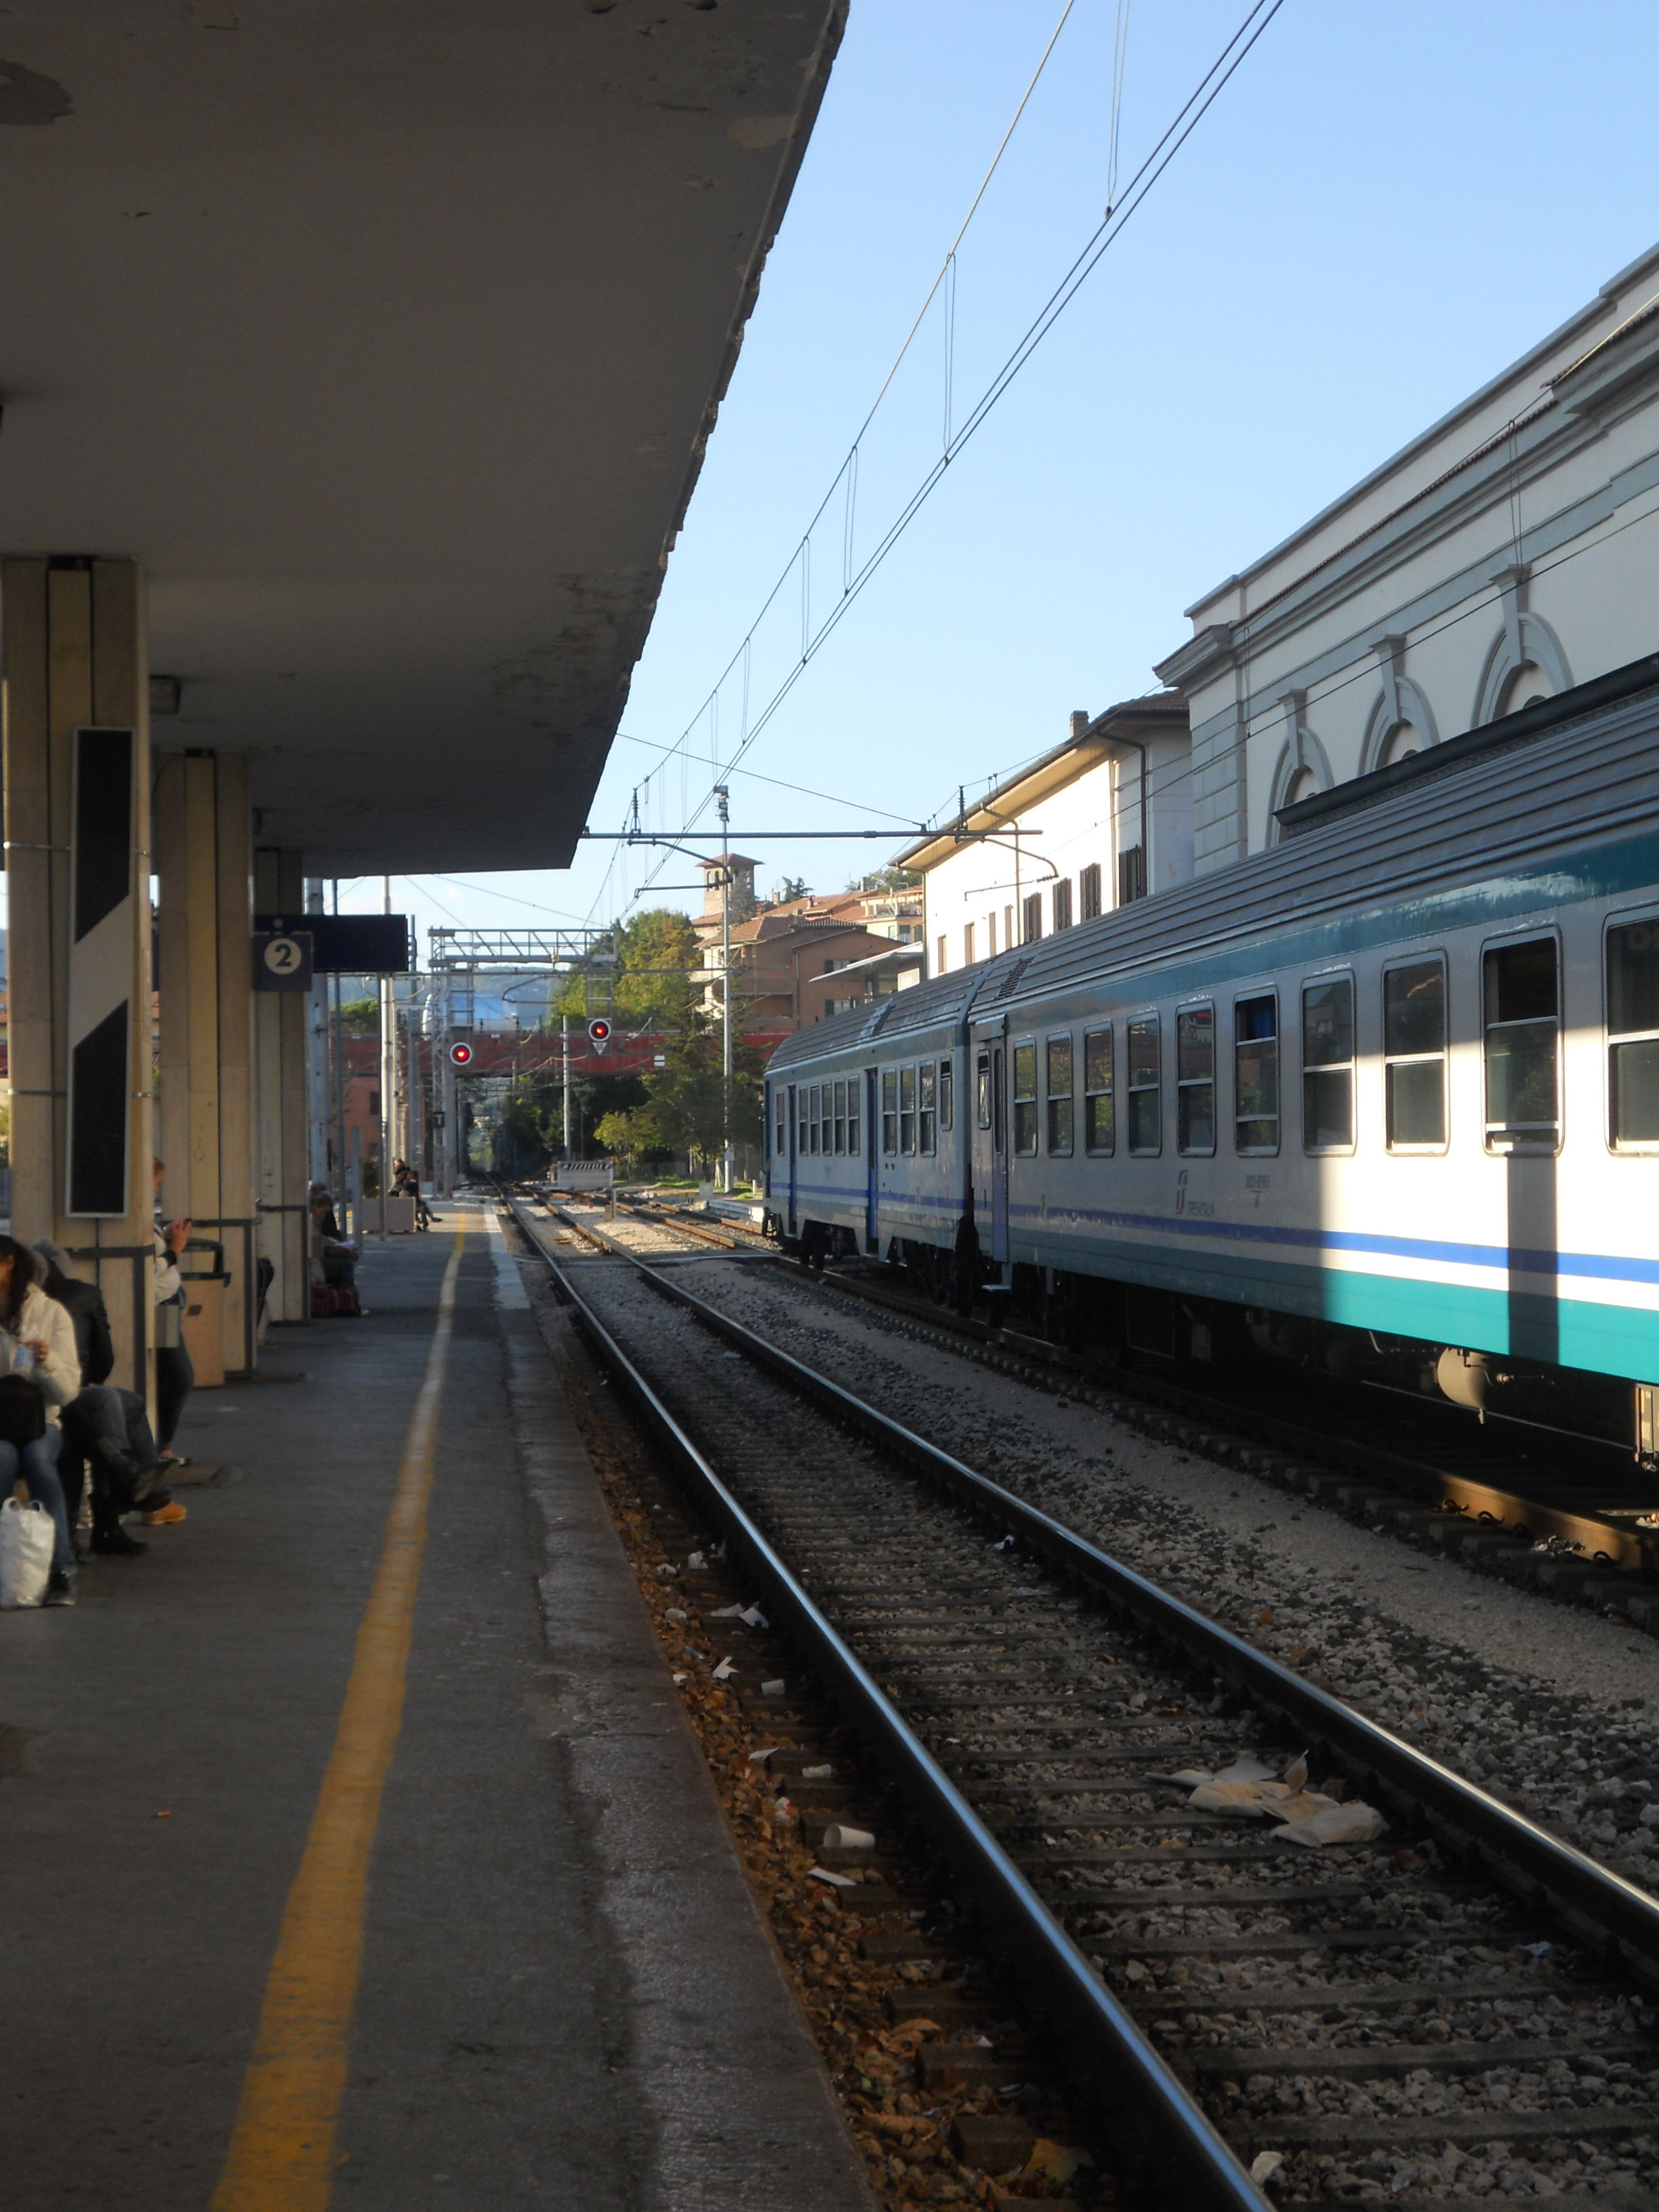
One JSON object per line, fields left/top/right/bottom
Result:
{"left": 252, "top": 929, "right": 314, "bottom": 992}
{"left": 588, "top": 1017, "right": 612, "bottom": 1055}
{"left": 448, "top": 1040, "right": 475, "bottom": 1069}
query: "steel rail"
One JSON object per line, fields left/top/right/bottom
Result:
{"left": 520, "top": 1194, "right": 1659, "bottom": 1995}
{"left": 506, "top": 1192, "right": 1267, "bottom": 2211}
{"left": 802, "top": 1260, "right": 1659, "bottom": 1573}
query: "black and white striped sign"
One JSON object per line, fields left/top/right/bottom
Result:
{"left": 66, "top": 726, "right": 136, "bottom": 1217}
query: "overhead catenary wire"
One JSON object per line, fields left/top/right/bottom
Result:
{"left": 585, "top": 0, "right": 1084, "bottom": 922}
{"left": 1104, "top": 0, "right": 1133, "bottom": 216}
{"left": 610, "top": 0, "right": 1287, "bottom": 920}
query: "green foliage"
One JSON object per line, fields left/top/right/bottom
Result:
{"left": 846, "top": 864, "right": 919, "bottom": 895}
{"left": 593, "top": 1106, "right": 671, "bottom": 1164}
{"left": 636, "top": 1021, "right": 764, "bottom": 1170}
{"left": 497, "top": 904, "right": 766, "bottom": 1172}
{"left": 337, "top": 998, "right": 380, "bottom": 1033}
{"left": 775, "top": 874, "right": 811, "bottom": 902}
{"left": 550, "top": 909, "right": 699, "bottom": 1028}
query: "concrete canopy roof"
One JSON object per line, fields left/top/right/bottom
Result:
{"left": 0, "top": 3, "right": 845, "bottom": 874}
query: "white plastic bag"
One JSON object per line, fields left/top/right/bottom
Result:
{"left": 0, "top": 1494, "right": 54, "bottom": 1610}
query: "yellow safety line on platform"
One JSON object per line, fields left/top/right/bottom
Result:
{"left": 209, "top": 1227, "right": 466, "bottom": 2212}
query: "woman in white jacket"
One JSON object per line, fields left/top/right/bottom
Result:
{"left": 0, "top": 1235, "right": 83, "bottom": 1604}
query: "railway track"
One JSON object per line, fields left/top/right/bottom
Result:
{"left": 792, "top": 1261, "right": 1659, "bottom": 1582}
{"left": 557, "top": 1186, "right": 1659, "bottom": 1611}
{"left": 509, "top": 1190, "right": 1659, "bottom": 2211}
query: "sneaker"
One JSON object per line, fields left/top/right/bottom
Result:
{"left": 142, "top": 1501, "right": 188, "bottom": 1526}
{"left": 44, "top": 1570, "right": 77, "bottom": 1606}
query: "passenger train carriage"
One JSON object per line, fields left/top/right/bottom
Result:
{"left": 762, "top": 657, "right": 1659, "bottom": 1458}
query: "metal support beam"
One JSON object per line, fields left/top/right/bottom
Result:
{"left": 253, "top": 848, "right": 311, "bottom": 1323}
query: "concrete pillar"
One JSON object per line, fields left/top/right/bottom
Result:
{"left": 1, "top": 556, "right": 155, "bottom": 1395}
{"left": 253, "top": 848, "right": 312, "bottom": 1324}
{"left": 155, "top": 751, "right": 257, "bottom": 1374}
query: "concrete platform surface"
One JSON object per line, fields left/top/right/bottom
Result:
{"left": 0, "top": 1208, "right": 872, "bottom": 2211}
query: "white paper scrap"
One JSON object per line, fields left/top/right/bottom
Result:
{"left": 1270, "top": 1801, "right": 1385, "bottom": 1849}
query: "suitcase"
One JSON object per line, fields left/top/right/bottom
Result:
{"left": 310, "top": 1282, "right": 363, "bottom": 1319}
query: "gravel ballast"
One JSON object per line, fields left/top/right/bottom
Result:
{"left": 657, "top": 1255, "right": 1659, "bottom": 1891}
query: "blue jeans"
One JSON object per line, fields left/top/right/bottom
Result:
{"left": 0, "top": 1427, "right": 71, "bottom": 1576}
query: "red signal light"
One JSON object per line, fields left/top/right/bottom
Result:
{"left": 448, "top": 1040, "right": 474, "bottom": 1067}
{"left": 587, "top": 1018, "right": 612, "bottom": 1045}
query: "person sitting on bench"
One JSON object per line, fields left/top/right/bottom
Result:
{"left": 310, "top": 1191, "right": 365, "bottom": 1314}
{"left": 35, "top": 1241, "right": 174, "bottom": 1556}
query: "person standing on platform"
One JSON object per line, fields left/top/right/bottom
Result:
{"left": 150, "top": 1159, "right": 193, "bottom": 1512}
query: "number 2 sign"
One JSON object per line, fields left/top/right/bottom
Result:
{"left": 252, "top": 930, "right": 314, "bottom": 991}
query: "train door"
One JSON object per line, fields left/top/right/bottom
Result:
{"left": 990, "top": 1042, "right": 1010, "bottom": 1264}
{"left": 787, "top": 1082, "right": 798, "bottom": 1237}
{"left": 970, "top": 1017, "right": 1010, "bottom": 1267}
{"left": 864, "top": 1066, "right": 879, "bottom": 1254}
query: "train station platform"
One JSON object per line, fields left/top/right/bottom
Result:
{"left": 0, "top": 1208, "right": 872, "bottom": 2212}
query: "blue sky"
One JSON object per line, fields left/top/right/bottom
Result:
{"left": 363, "top": 0, "right": 1659, "bottom": 949}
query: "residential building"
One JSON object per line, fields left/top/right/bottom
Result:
{"left": 897, "top": 693, "right": 1190, "bottom": 976}
{"left": 689, "top": 853, "right": 918, "bottom": 1044}
{"left": 1156, "top": 240, "right": 1659, "bottom": 868}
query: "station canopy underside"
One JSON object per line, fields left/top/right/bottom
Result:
{"left": 0, "top": 3, "right": 844, "bottom": 875}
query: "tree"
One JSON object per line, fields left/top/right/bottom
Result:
{"left": 593, "top": 1104, "right": 673, "bottom": 1167}
{"left": 775, "top": 874, "right": 811, "bottom": 902}
{"left": 636, "top": 1021, "right": 764, "bottom": 1170}
{"left": 337, "top": 997, "right": 380, "bottom": 1033}
{"left": 550, "top": 907, "right": 699, "bottom": 1029}
{"left": 846, "top": 863, "right": 919, "bottom": 895}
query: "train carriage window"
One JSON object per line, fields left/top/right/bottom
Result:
{"left": 798, "top": 1090, "right": 810, "bottom": 1158}
{"left": 1302, "top": 976, "right": 1355, "bottom": 1151}
{"left": 976, "top": 1049, "right": 993, "bottom": 1129}
{"left": 809, "top": 1084, "right": 821, "bottom": 1155}
{"left": 899, "top": 1064, "right": 917, "bottom": 1154}
{"left": 1084, "top": 1026, "right": 1114, "bottom": 1153}
{"left": 775, "top": 1088, "right": 787, "bottom": 1159}
{"left": 1485, "top": 937, "right": 1559, "bottom": 1151}
{"left": 1384, "top": 960, "right": 1446, "bottom": 1149}
{"left": 940, "top": 1059, "right": 954, "bottom": 1133}
{"left": 1176, "top": 1006, "right": 1216, "bottom": 1155}
{"left": 1046, "top": 1034, "right": 1073, "bottom": 1155}
{"left": 822, "top": 1085, "right": 834, "bottom": 1155}
{"left": 881, "top": 1069, "right": 897, "bottom": 1155}
{"left": 1012, "top": 1041, "right": 1039, "bottom": 1155}
{"left": 1608, "top": 919, "right": 1659, "bottom": 1147}
{"left": 848, "top": 1078, "right": 861, "bottom": 1156}
{"left": 1233, "top": 994, "right": 1278, "bottom": 1153}
{"left": 919, "top": 1063, "right": 937, "bottom": 1155}
{"left": 832, "top": 1079, "right": 846, "bottom": 1155}
{"left": 1127, "top": 1017, "right": 1161, "bottom": 1155}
